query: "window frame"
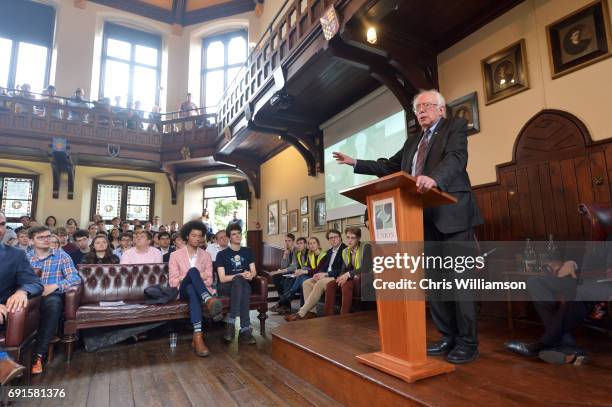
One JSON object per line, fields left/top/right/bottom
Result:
{"left": 0, "top": 172, "right": 39, "bottom": 224}
{"left": 200, "top": 30, "right": 248, "bottom": 113}
{"left": 90, "top": 179, "right": 155, "bottom": 224}
{"left": 99, "top": 23, "right": 162, "bottom": 109}
{"left": 0, "top": 36, "right": 51, "bottom": 91}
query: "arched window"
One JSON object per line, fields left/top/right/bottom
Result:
{"left": 0, "top": 0, "right": 55, "bottom": 93}
{"left": 100, "top": 23, "right": 161, "bottom": 112}
{"left": 201, "top": 30, "right": 247, "bottom": 114}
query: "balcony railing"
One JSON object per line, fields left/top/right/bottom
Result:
{"left": 0, "top": 92, "right": 217, "bottom": 149}
{"left": 217, "top": 0, "right": 336, "bottom": 132}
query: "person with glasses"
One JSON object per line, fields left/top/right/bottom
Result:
{"left": 27, "top": 226, "right": 81, "bottom": 374}
{"left": 113, "top": 232, "right": 133, "bottom": 260}
{"left": 54, "top": 227, "right": 78, "bottom": 255}
{"left": 333, "top": 89, "right": 483, "bottom": 364}
{"left": 285, "top": 230, "right": 346, "bottom": 322}
{"left": 0, "top": 212, "right": 43, "bottom": 385}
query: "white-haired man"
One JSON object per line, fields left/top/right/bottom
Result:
{"left": 333, "top": 89, "right": 483, "bottom": 364}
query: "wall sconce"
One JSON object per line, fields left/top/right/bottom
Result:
{"left": 366, "top": 27, "right": 377, "bottom": 44}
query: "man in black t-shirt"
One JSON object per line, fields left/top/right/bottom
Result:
{"left": 216, "top": 223, "right": 256, "bottom": 344}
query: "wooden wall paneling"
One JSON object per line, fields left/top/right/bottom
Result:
{"left": 558, "top": 158, "right": 582, "bottom": 237}
{"left": 481, "top": 191, "right": 495, "bottom": 240}
{"left": 547, "top": 160, "right": 569, "bottom": 238}
{"left": 606, "top": 144, "right": 612, "bottom": 195}
{"left": 537, "top": 162, "right": 558, "bottom": 238}
{"left": 573, "top": 155, "right": 595, "bottom": 236}
{"left": 526, "top": 165, "right": 546, "bottom": 238}
{"left": 515, "top": 167, "right": 535, "bottom": 238}
{"left": 589, "top": 150, "right": 611, "bottom": 203}
{"left": 501, "top": 171, "right": 523, "bottom": 239}
{"left": 494, "top": 189, "right": 511, "bottom": 240}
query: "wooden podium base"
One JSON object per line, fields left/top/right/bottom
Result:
{"left": 356, "top": 352, "right": 455, "bottom": 383}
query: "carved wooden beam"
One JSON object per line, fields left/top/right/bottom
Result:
{"left": 161, "top": 164, "right": 178, "bottom": 205}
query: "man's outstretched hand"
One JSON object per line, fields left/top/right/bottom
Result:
{"left": 332, "top": 152, "right": 355, "bottom": 166}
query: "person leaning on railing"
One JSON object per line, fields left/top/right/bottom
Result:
{"left": 43, "top": 85, "right": 65, "bottom": 120}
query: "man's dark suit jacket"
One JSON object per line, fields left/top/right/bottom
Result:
{"left": 354, "top": 117, "right": 482, "bottom": 234}
{"left": 0, "top": 243, "right": 43, "bottom": 303}
{"left": 316, "top": 243, "right": 348, "bottom": 278}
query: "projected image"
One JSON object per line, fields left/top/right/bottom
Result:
{"left": 324, "top": 111, "right": 406, "bottom": 220}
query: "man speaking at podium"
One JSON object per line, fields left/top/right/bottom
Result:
{"left": 333, "top": 89, "right": 483, "bottom": 364}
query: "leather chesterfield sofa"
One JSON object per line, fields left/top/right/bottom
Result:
{"left": 62, "top": 263, "right": 268, "bottom": 361}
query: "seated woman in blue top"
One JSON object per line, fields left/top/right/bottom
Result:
{"left": 216, "top": 223, "right": 257, "bottom": 345}
{"left": 273, "top": 237, "right": 326, "bottom": 315}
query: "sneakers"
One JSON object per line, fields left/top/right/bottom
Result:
{"left": 31, "top": 356, "right": 43, "bottom": 375}
{"left": 205, "top": 296, "right": 224, "bottom": 322}
{"left": 238, "top": 329, "right": 256, "bottom": 345}
{"left": 223, "top": 323, "right": 235, "bottom": 342}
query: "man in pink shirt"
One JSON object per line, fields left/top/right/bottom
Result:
{"left": 120, "top": 230, "right": 163, "bottom": 264}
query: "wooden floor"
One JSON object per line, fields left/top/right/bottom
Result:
{"left": 21, "top": 311, "right": 341, "bottom": 407}
{"left": 273, "top": 312, "right": 612, "bottom": 407}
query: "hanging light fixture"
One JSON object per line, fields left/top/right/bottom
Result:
{"left": 366, "top": 26, "right": 377, "bottom": 44}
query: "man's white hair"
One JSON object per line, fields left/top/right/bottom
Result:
{"left": 412, "top": 89, "right": 447, "bottom": 118}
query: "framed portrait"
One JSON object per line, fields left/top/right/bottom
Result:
{"left": 481, "top": 39, "right": 529, "bottom": 105}
{"left": 288, "top": 210, "right": 298, "bottom": 232}
{"left": 301, "top": 216, "right": 309, "bottom": 236}
{"left": 447, "top": 92, "right": 480, "bottom": 135}
{"left": 281, "top": 199, "right": 288, "bottom": 215}
{"left": 345, "top": 215, "right": 365, "bottom": 227}
{"left": 280, "top": 214, "right": 288, "bottom": 234}
{"left": 547, "top": 0, "right": 612, "bottom": 78}
{"left": 267, "top": 201, "right": 279, "bottom": 235}
{"left": 327, "top": 218, "right": 342, "bottom": 232}
{"left": 300, "top": 196, "right": 308, "bottom": 215}
{"left": 311, "top": 194, "right": 326, "bottom": 232}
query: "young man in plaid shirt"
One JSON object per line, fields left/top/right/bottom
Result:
{"left": 27, "top": 226, "right": 81, "bottom": 374}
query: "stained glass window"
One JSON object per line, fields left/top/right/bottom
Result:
{"left": 95, "top": 183, "right": 122, "bottom": 220}
{"left": 126, "top": 185, "right": 151, "bottom": 221}
{"left": 0, "top": 175, "right": 35, "bottom": 222}
{"left": 91, "top": 180, "right": 153, "bottom": 222}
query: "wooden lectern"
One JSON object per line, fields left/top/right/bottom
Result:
{"left": 340, "top": 171, "right": 457, "bottom": 383}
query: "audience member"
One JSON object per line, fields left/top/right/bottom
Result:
{"left": 173, "top": 233, "right": 185, "bottom": 250}
{"left": 113, "top": 232, "right": 133, "bottom": 259}
{"left": 0, "top": 212, "right": 43, "bottom": 385}
{"left": 120, "top": 221, "right": 131, "bottom": 235}
{"left": 54, "top": 227, "right": 77, "bottom": 254}
{"left": 168, "top": 221, "right": 222, "bottom": 357}
{"left": 48, "top": 234, "right": 60, "bottom": 250}
{"left": 27, "top": 226, "right": 81, "bottom": 374}
{"left": 285, "top": 230, "right": 346, "bottom": 321}
{"left": 66, "top": 218, "right": 78, "bottom": 228}
{"left": 170, "top": 221, "right": 179, "bottom": 233}
{"left": 120, "top": 230, "right": 163, "bottom": 264}
{"left": 274, "top": 237, "right": 321, "bottom": 314}
{"left": 83, "top": 235, "right": 120, "bottom": 264}
{"left": 148, "top": 105, "right": 162, "bottom": 132}
{"left": 325, "top": 227, "right": 372, "bottom": 315}
{"left": 1, "top": 228, "right": 17, "bottom": 247}
{"left": 87, "top": 223, "right": 97, "bottom": 242}
{"left": 111, "top": 217, "right": 121, "bottom": 229}
{"left": 109, "top": 228, "right": 121, "bottom": 249}
{"left": 14, "top": 215, "right": 30, "bottom": 233}
{"left": 44, "top": 216, "right": 57, "bottom": 228}
{"left": 206, "top": 230, "right": 229, "bottom": 262}
{"left": 96, "top": 220, "right": 107, "bottom": 235}
{"left": 216, "top": 224, "right": 257, "bottom": 344}
{"left": 16, "top": 229, "right": 31, "bottom": 251}
{"left": 152, "top": 216, "right": 162, "bottom": 232}
{"left": 69, "top": 229, "right": 91, "bottom": 265}
{"left": 158, "top": 231, "right": 174, "bottom": 262}
{"left": 268, "top": 234, "right": 297, "bottom": 301}
{"left": 227, "top": 211, "right": 243, "bottom": 230}
{"left": 67, "top": 88, "right": 89, "bottom": 121}
{"left": 144, "top": 221, "right": 153, "bottom": 232}
{"left": 43, "top": 85, "right": 64, "bottom": 119}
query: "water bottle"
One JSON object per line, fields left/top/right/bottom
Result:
{"left": 524, "top": 238, "right": 537, "bottom": 273}
{"left": 169, "top": 332, "right": 178, "bottom": 349}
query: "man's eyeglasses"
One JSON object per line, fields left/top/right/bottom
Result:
{"left": 412, "top": 102, "right": 439, "bottom": 113}
{"left": 0, "top": 222, "right": 6, "bottom": 226}
{"left": 35, "top": 235, "right": 51, "bottom": 240}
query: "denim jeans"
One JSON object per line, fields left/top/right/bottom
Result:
{"left": 218, "top": 275, "right": 251, "bottom": 329}
{"left": 35, "top": 293, "right": 64, "bottom": 357}
{"left": 179, "top": 267, "right": 213, "bottom": 326}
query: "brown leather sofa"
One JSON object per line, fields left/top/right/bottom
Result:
{"left": 0, "top": 297, "right": 41, "bottom": 383}
{"left": 62, "top": 263, "right": 268, "bottom": 361}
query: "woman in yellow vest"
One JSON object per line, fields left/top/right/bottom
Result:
{"left": 274, "top": 237, "right": 325, "bottom": 314}
{"left": 324, "top": 226, "right": 372, "bottom": 315}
